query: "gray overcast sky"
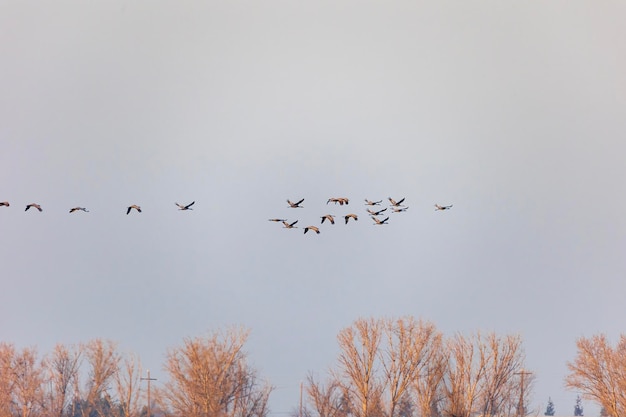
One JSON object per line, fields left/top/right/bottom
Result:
{"left": 1, "top": 1, "right": 625, "bottom": 416}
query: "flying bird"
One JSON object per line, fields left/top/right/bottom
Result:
{"left": 287, "top": 198, "right": 304, "bottom": 208}
{"left": 268, "top": 218, "right": 287, "bottom": 222}
{"left": 304, "top": 226, "right": 320, "bottom": 234}
{"left": 0, "top": 201, "right": 9, "bottom": 207}
{"left": 327, "top": 197, "right": 349, "bottom": 205}
{"left": 364, "top": 199, "right": 382, "bottom": 206}
{"left": 372, "top": 216, "right": 390, "bottom": 225}
{"left": 320, "top": 214, "right": 335, "bottom": 225}
{"left": 282, "top": 220, "right": 298, "bottom": 229}
{"left": 391, "top": 206, "right": 409, "bottom": 213}
{"left": 127, "top": 205, "right": 141, "bottom": 215}
{"left": 25, "top": 203, "right": 42, "bottom": 212}
{"left": 388, "top": 197, "right": 406, "bottom": 207}
{"left": 344, "top": 213, "right": 358, "bottom": 224}
{"left": 435, "top": 204, "right": 453, "bottom": 211}
{"left": 69, "top": 207, "right": 89, "bottom": 213}
{"left": 366, "top": 208, "right": 387, "bottom": 216}
{"left": 176, "top": 201, "right": 195, "bottom": 210}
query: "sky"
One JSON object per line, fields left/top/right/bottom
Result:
{"left": 1, "top": 1, "right": 625, "bottom": 416}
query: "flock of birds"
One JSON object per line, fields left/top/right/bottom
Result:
{"left": 0, "top": 201, "right": 196, "bottom": 214}
{"left": 0, "top": 200, "right": 452, "bottom": 234}
{"left": 268, "top": 197, "right": 453, "bottom": 235}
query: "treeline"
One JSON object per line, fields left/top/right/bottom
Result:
{"left": 1, "top": 317, "right": 624, "bottom": 417}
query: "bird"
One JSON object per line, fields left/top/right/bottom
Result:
{"left": 372, "top": 216, "right": 389, "bottom": 225}
{"left": 388, "top": 197, "right": 406, "bottom": 207}
{"left": 435, "top": 204, "right": 453, "bottom": 211}
{"left": 287, "top": 198, "right": 304, "bottom": 208}
{"left": 25, "top": 203, "right": 42, "bottom": 212}
{"left": 268, "top": 218, "right": 287, "bottom": 222}
{"left": 344, "top": 213, "right": 358, "bottom": 224}
{"left": 282, "top": 220, "right": 298, "bottom": 229}
{"left": 0, "top": 201, "right": 9, "bottom": 207}
{"left": 304, "top": 226, "right": 320, "bottom": 234}
{"left": 327, "top": 197, "right": 349, "bottom": 205}
{"left": 320, "top": 214, "right": 335, "bottom": 224}
{"left": 127, "top": 205, "right": 141, "bottom": 215}
{"left": 391, "top": 206, "right": 409, "bottom": 213}
{"left": 366, "top": 208, "right": 387, "bottom": 216}
{"left": 364, "top": 199, "right": 382, "bottom": 206}
{"left": 69, "top": 207, "right": 89, "bottom": 213}
{"left": 176, "top": 201, "right": 195, "bottom": 210}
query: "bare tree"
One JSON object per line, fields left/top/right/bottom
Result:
{"left": 79, "top": 339, "right": 121, "bottom": 417}
{"left": 440, "top": 332, "right": 528, "bottom": 417}
{"left": 115, "top": 353, "right": 142, "bottom": 417}
{"left": 440, "top": 333, "right": 486, "bottom": 417}
{"left": 380, "top": 318, "right": 439, "bottom": 417}
{"left": 335, "top": 317, "right": 383, "bottom": 417}
{"left": 158, "top": 326, "right": 273, "bottom": 417}
{"left": 9, "top": 346, "right": 45, "bottom": 417}
{"left": 412, "top": 333, "right": 446, "bottom": 417}
{"left": 478, "top": 334, "right": 525, "bottom": 416}
{"left": 328, "top": 317, "right": 444, "bottom": 417}
{"left": 43, "top": 343, "right": 83, "bottom": 417}
{"left": 305, "top": 374, "right": 349, "bottom": 417}
{"left": 0, "top": 343, "right": 16, "bottom": 417}
{"left": 565, "top": 334, "right": 626, "bottom": 417}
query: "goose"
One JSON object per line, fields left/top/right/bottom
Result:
{"left": 372, "top": 216, "right": 389, "bottom": 225}
{"left": 287, "top": 198, "right": 304, "bottom": 208}
{"left": 366, "top": 208, "right": 387, "bottom": 216}
{"left": 0, "top": 201, "right": 9, "bottom": 207}
{"left": 304, "top": 226, "right": 320, "bottom": 234}
{"left": 268, "top": 218, "right": 287, "bottom": 222}
{"left": 176, "top": 201, "right": 195, "bottom": 210}
{"left": 344, "top": 213, "right": 358, "bottom": 224}
{"left": 127, "top": 205, "right": 141, "bottom": 215}
{"left": 320, "top": 214, "right": 335, "bottom": 225}
{"left": 69, "top": 207, "right": 89, "bottom": 213}
{"left": 388, "top": 197, "right": 406, "bottom": 207}
{"left": 282, "top": 220, "right": 298, "bottom": 229}
{"left": 391, "top": 206, "right": 409, "bottom": 213}
{"left": 327, "top": 197, "right": 349, "bottom": 205}
{"left": 434, "top": 204, "right": 453, "bottom": 211}
{"left": 364, "top": 199, "right": 382, "bottom": 206}
{"left": 25, "top": 203, "right": 42, "bottom": 212}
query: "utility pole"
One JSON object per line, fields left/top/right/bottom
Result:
{"left": 141, "top": 369, "right": 157, "bottom": 417}
{"left": 515, "top": 369, "right": 532, "bottom": 417}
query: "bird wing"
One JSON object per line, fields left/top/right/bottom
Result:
{"left": 186, "top": 201, "right": 195, "bottom": 208}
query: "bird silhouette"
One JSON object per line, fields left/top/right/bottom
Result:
{"left": 364, "top": 199, "right": 382, "bottom": 206}
{"left": 304, "top": 226, "right": 320, "bottom": 234}
{"left": 320, "top": 214, "right": 335, "bottom": 225}
{"left": 268, "top": 218, "right": 287, "bottom": 222}
{"left": 176, "top": 201, "right": 195, "bottom": 210}
{"left": 327, "top": 197, "right": 349, "bottom": 205}
{"left": 127, "top": 205, "right": 141, "bottom": 215}
{"left": 0, "top": 201, "right": 9, "bottom": 207}
{"left": 366, "top": 208, "right": 387, "bottom": 216}
{"left": 434, "top": 204, "right": 453, "bottom": 211}
{"left": 287, "top": 199, "right": 304, "bottom": 208}
{"left": 282, "top": 220, "right": 298, "bottom": 229}
{"left": 69, "top": 207, "right": 89, "bottom": 213}
{"left": 25, "top": 203, "right": 42, "bottom": 212}
{"left": 372, "top": 216, "right": 390, "bottom": 225}
{"left": 344, "top": 213, "right": 358, "bottom": 224}
{"left": 388, "top": 197, "right": 406, "bottom": 207}
{"left": 391, "top": 206, "right": 409, "bottom": 213}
